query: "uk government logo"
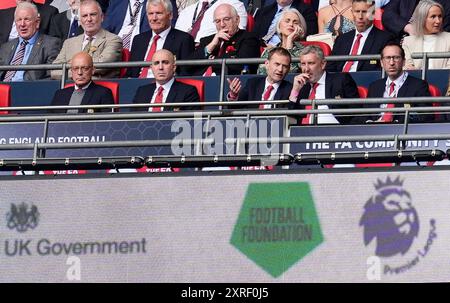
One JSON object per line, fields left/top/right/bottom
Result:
{"left": 360, "top": 176, "right": 437, "bottom": 277}
{"left": 6, "top": 203, "right": 39, "bottom": 233}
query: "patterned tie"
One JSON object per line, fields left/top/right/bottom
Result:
{"left": 139, "top": 34, "right": 160, "bottom": 78}
{"left": 82, "top": 36, "right": 93, "bottom": 53}
{"left": 260, "top": 85, "right": 274, "bottom": 109}
{"left": 301, "top": 83, "right": 319, "bottom": 125}
{"left": 262, "top": 8, "right": 283, "bottom": 44}
{"left": 68, "top": 18, "right": 79, "bottom": 38}
{"left": 3, "top": 40, "right": 28, "bottom": 82}
{"left": 122, "top": 1, "right": 142, "bottom": 50}
{"left": 190, "top": 1, "right": 209, "bottom": 40}
{"left": 342, "top": 33, "right": 362, "bottom": 72}
{"left": 151, "top": 86, "right": 164, "bottom": 112}
{"left": 380, "top": 82, "right": 395, "bottom": 122}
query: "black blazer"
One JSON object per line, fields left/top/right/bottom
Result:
{"left": 126, "top": 28, "right": 195, "bottom": 77}
{"left": 48, "top": 10, "right": 84, "bottom": 43}
{"left": 191, "top": 29, "right": 260, "bottom": 76}
{"left": 326, "top": 27, "right": 395, "bottom": 72}
{"left": 50, "top": 82, "right": 115, "bottom": 113}
{"left": 235, "top": 77, "right": 293, "bottom": 108}
{"left": 290, "top": 72, "right": 359, "bottom": 124}
{"left": 0, "top": 4, "right": 58, "bottom": 44}
{"left": 360, "top": 75, "right": 432, "bottom": 123}
{"left": 253, "top": 0, "right": 318, "bottom": 40}
{"left": 132, "top": 80, "right": 200, "bottom": 111}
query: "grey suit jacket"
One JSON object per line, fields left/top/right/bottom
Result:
{"left": 51, "top": 28, "right": 122, "bottom": 79}
{"left": 0, "top": 34, "right": 61, "bottom": 81}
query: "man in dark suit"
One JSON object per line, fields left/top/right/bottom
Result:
{"left": 0, "top": 2, "right": 61, "bottom": 81}
{"left": 0, "top": 0, "right": 58, "bottom": 44}
{"left": 356, "top": 42, "right": 432, "bottom": 124}
{"left": 132, "top": 49, "right": 200, "bottom": 112}
{"left": 127, "top": 0, "right": 194, "bottom": 78}
{"left": 253, "top": 0, "right": 317, "bottom": 45}
{"left": 50, "top": 52, "right": 114, "bottom": 113}
{"left": 327, "top": 0, "right": 394, "bottom": 72}
{"left": 48, "top": 0, "right": 84, "bottom": 43}
{"left": 382, "top": 0, "right": 450, "bottom": 39}
{"left": 289, "top": 45, "right": 359, "bottom": 125}
{"left": 227, "top": 46, "right": 292, "bottom": 109}
{"left": 190, "top": 3, "right": 260, "bottom": 76}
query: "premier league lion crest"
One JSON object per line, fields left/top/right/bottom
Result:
{"left": 6, "top": 202, "right": 39, "bottom": 233}
{"left": 360, "top": 177, "right": 419, "bottom": 257}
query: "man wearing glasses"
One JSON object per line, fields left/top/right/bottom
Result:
{"left": 359, "top": 42, "right": 432, "bottom": 123}
{"left": 50, "top": 51, "right": 114, "bottom": 113}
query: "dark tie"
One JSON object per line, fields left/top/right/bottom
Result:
{"left": 68, "top": 18, "right": 79, "bottom": 38}
{"left": 301, "top": 83, "right": 319, "bottom": 125}
{"left": 342, "top": 33, "right": 362, "bottom": 72}
{"left": 260, "top": 85, "right": 274, "bottom": 109}
{"left": 139, "top": 34, "right": 160, "bottom": 78}
{"left": 190, "top": 1, "right": 209, "bottom": 40}
{"left": 3, "top": 40, "right": 28, "bottom": 82}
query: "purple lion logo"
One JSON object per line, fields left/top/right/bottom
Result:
{"left": 360, "top": 176, "right": 419, "bottom": 257}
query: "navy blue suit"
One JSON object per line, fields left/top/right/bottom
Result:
{"left": 234, "top": 77, "right": 293, "bottom": 108}
{"left": 50, "top": 82, "right": 115, "bottom": 113}
{"left": 326, "top": 27, "right": 395, "bottom": 72}
{"left": 126, "top": 28, "right": 195, "bottom": 77}
{"left": 132, "top": 80, "right": 200, "bottom": 111}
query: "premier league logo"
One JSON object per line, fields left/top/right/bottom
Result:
{"left": 360, "top": 176, "right": 419, "bottom": 257}
{"left": 6, "top": 203, "right": 39, "bottom": 233}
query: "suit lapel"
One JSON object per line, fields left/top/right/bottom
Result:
{"left": 81, "top": 83, "right": 95, "bottom": 106}
{"left": 27, "top": 35, "right": 43, "bottom": 65}
{"left": 396, "top": 77, "right": 410, "bottom": 98}
{"left": 254, "top": 79, "right": 265, "bottom": 101}
{"left": 166, "top": 81, "right": 177, "bottom": 104}
{"left": 325, "top": 73, "right": 333, "bottom": 99}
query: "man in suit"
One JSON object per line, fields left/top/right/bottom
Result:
{"left": 0, "top": 2, "right": 61, "bottom": 81}
{"left": 132, "top": 49, "right": 200, "bottom": 112}
{"left": 190, "top": 3, "right": 260, "bottom": 75}
{"left": 0, "top": 0, "right": 58, "bottom": 44}
{"left": 127, "top": 0, "right": 194, "bottom": 78}
{"left": 50, "top": 51, "right": 115, "bottom": 113}
{"left": 48, "top": 0, "right": 84, "bottom": 43}
{"left": 357, "top": 42, "right": 432, "bottom": 124}
{"left": 50, "top": 0, "right": 122, "bottom": 79}
{"left": 227, "top": 46, "right": 292, "bottom": 108}
{"left": 253, "top": 0, "right": 317, "bottom": 45}
{"left": 289, "top": 45, "right": 359, "bottom": 125}
{"left": 327, "top": 0, "right": 394, "bottom": 72}
{"left": 382, "top": 0, "right": 449, "bottom": 39}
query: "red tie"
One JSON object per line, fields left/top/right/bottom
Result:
{"left": 260, "top": 85, "right": 274, "bottom": 109}
{"left": 301, "top": 83, "right": 319, "bottom": 124}
{"left": 380, "top": 82, "right": 396, "bottom": 122}
{"left": 151, "top": 86, "right": 164, "bottom": 112}
{"left": 342, "top": 33, "right": 362, "bottom": 72}
{"left": 139, "top": 34, "right": 160, "bottom": 78}
{"left": 190, "top": 1, "right": 209, "bottom": 40}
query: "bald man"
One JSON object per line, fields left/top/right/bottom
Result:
{"left": 132, "top": 49, "right": 200, "bottom": 111}
{"left": 50, "top": 52, "right": 115, "bottom": 113}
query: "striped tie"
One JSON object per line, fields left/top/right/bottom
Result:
{"left": 3, "top": 40, "right": 28, "bottom": 82}
{"left": 122, "top": 1, "right": 142, "bottom": 50}
{"left": 82, "top": 36, "right": 93, "bottom": 53}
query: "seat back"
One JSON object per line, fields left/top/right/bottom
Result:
{"left": 428, "top": 84, "right": 442, "bottom": 121}
{"left": 176, "top": 78, "right": 205, "bottom": 102}
{"left": 246, "top": 13, "right": 255, "bottom": 32}
{"left": 374, "top": 8, "right": 384, "bottom": 30}
{"left": 300, "top": 41, "right": 332, "bottom": 56}
{"left": 0, "top": 84, "right": 11, "bottom": 115}
{"left": 357, "top": 86, "right": 368, "bottom": 98}
{"left": 120, "top": 48, "right": 131, "bottom": 78}
{"left": 64, "top": 81, "right": 119, "bottom": 104}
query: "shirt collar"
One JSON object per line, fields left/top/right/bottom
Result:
{"left": 156, "top": 77, "right": 175, "bottom": 91}
{"left": 265, "top": 78, "right": 281, "bottom": 90}
{"left": 386, "top": 71, "right": 408, "bottom": 86}
{"left": 74, "top": 81, "right": 92, "bottom": 91}
{"left": 153, "top": 26, "right": 171, "bottom": 40}
{"left": 19, "top": 31, "right": 39, "bottom": 45}
{"left": 316, "top": 71, "right": 326, "bottom": 86}
{"left": 356, "top": 24, "right": 373, "bottom": 36}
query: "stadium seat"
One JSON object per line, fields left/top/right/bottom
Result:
{"left": 374, "top": 8, "right": 384, "bottom": 31}
{"left": 428, "top": 84, "right": 442, "bottom": 121}
{"left": 64, "top": 81, "right": 120, "bottom": 105}
{"left": 357, "top": 86, "right": 368, "bottom": 98}
{"left": 0, "top": 84, "right": 11, "bottom": 115}
{"left": 303, "top": 0, "right": 312, "bottom": 4}
{"left": 176, "top": 78, "right": 205, "bottom": 102}
{"left": 246, "top": 14, "right": 255, "bottom": 32}
{"left": 300, "top": 41, "right": 332, "bottom": 56}
{"left": 120, "top": 48, "right": 131, "bottom": 78}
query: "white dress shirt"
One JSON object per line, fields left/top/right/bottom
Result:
{"left": 314, "top": 72, "right": 340, "bottom": 125}
{"left": 142, "top": 27, "right": 172, "bottom": 78}
{"left": 260, "top": 79, "right": 280, "bottom": 109}
{"left": 347, "top": 25, "right": 373, "bottom": 72}
{"left": 149, "top": 78, "right": 176, "bottom": 111}
{"left": 117, "top": 0, "right": 145, "bottom": 48}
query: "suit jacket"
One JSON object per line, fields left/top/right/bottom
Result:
{"left": 50, "top": 82, "right": 115, "bottom": 113}
{"left": 253, "top": 0, "right": 318, "bottom": 40}
{"left": 132, "top": 80, "right": 200, "bottom": 111}
{"left": 290, "top": 72, "right": 359, "bottom": 124}
{"left": 326, "top": 27, "right": 395, "bottom": 72}
{"left": 48, "top": 9, "right": 84, "bottom": 43}
{"left": 0, "top": 33, "right": 61, "bottom": 81}
{"left": 0, "top": 4, "right": 58, "bottom": 44}
{"left": 190, "top": 29, "right": 260, "bottom": 76}
{"left": 361, "top": 75, "right": 432, "bottom": 123}
{"left": 51, "top": 28, "right": 123, "bottom": 79}
{"left": 235, "top": 77, "right": 293, "bottom": 108}
{"left": 126, "top": 28, "right": 195, "bottom": 77}
{"left": 403, "top": 32, "right": 450, "bottom": 70}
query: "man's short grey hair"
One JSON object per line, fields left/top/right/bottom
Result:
{"left": 412, "top": 0, "right": 444, "bottom": 36}
{"left": 80, "top": 0, "right": 103, "bottom": 14}
{"left": 276, "top": 8, "right": 307, "bottom": 39}
{"left": 15, "top": 1, "right": 39, "bottom": 19}
{"left": 299, "top": 45, "right": 325, "bottom": 61}
{"left": 147, "top": 0, "right": 173, "bottom": 14}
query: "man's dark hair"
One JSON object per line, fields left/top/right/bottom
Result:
{"left": 267, "top": 47, "right": 292, "bottom": 64}
{"left": 381, "top": 41, "right": 405, "bottom": 59}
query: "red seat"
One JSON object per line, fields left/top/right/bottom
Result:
{"left": 357, "top": 86, "right": 368, "bottom": 98}
{"left": 428, "top": 84, "right": 442, "bottom": 121}
{"left": 300, "top": 41, "right": 332, "bottom": 56}
{"left": 303, "top": 0, "right": 312, "bottom": 4}
{"left": 0, "top": 84, "right": 11, "bottom": 115}
{"left": 374, "top": 8, "right": 384, "bottom": 31}
{"left": 246, "top": 13, "right": 255, "bottom": 32}
{"left": 176, "top": 78, "right": 205, "bottom": 102}
{"left": 120, "top": 48, "right": 131, "bottom": 78}
{"left": 64, "top": 81, "right": 119, "bottom": 104}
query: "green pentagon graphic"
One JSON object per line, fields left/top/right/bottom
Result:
{"left": 230, "top": 182, "right": 323, "bottom": 278}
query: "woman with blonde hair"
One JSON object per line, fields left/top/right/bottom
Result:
{"left": 258, "top": 8, "right": 307, "bottom": 75}
{"left": 403, "top": 0, "right": 450, "bottom": 70}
